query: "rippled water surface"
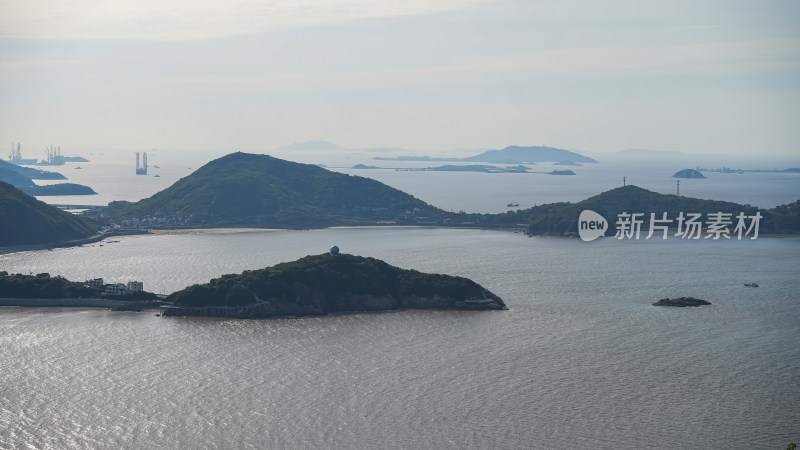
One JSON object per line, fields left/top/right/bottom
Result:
{"left": 1, "top": 229, "right": 798, "bottom": 449}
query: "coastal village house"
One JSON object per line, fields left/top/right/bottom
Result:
{"left": 105, "top": 283, "right": 129, "bottom": 295}
{"left": 86, "top": 278, "right": 144, "bottom": 295}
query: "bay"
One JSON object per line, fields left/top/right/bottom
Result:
{"left": 1, "top": 228, "right": 798, "bottom": 449}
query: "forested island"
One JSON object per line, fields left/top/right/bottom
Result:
{"left": 164, "top": 252, "right": 505, "bottom": 318}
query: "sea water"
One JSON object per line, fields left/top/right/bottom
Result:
{"left": 1, "top": 229, "right": 798, "bottom": 449}
{"left": 3, "top": 149, "right": 799, "bottom": 448}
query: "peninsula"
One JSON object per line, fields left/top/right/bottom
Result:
{"left": 0, "top": 272, "right": 160, "bottom": 311}
{"left": 0, "top": 159, "right": 96, "bottom": 195}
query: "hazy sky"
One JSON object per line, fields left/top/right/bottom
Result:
{"left": 1, "top": 0, "right": 798, "bottom": 155}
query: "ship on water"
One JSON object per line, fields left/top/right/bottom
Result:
{"left": 8, "top": 142, "right": 37, "bottom": 165}
{"left": 136, "top": 152, "right": 148, "bottom": 175}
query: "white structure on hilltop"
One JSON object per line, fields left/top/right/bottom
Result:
{"left": 127, "top": 281, "right": 143, "bottom": 292}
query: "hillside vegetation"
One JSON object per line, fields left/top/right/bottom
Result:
{"left": 520, "top": 185, "right": 799, "bottom": 236}
{"left": 166, "top": 253, "right": 505, "bottom": 315}
{"left": 107, "top": 152, "right": 434, "bottom": 227}
{"left": 0, "top": 182, "right": 99, "bottom": 247}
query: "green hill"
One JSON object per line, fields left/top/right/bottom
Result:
{"left": 164, "top": 252, "right": 505, "bottom": 317}
{"left": 107, "top": 152, "right": 435, "bottom": 227}
{"left": 0, "top": 182, "right": 99, "bottom": 247}
{"left": 522, "top": 185, "right": 799, "bottom": 236}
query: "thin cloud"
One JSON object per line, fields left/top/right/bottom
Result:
{"left": 92, "top": 38, "right": 800, "bottom": 100}
{"left": 0, "top": 0, "right": 491, "bottom": 41}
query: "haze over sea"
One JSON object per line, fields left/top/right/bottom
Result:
{"left": 31, "top": 149, "right": 800, "bottom": 212}
{"left": 2, "top": 149, "right": 799, "bottom": 448}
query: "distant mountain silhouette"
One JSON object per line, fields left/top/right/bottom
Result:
{"left": 375, "top": 145, "right": 597, "bottom": 163}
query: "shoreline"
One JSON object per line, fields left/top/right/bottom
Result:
{"left": 0, "top": 297, "right": 163, "bottom": 310}
{"left": 0, "top": 225, "right": 513, "bottom": 254}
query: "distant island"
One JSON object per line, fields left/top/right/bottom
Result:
{"left": 163, "top": 252, "right": 506, "bottom": 318}
{"left": 0, "top": 158, "right": 96, "bottom": 195}
{"left": 673, "top": 169, "right": 706, "bottom": 179}
{"left": 548, "top": 170, "right": 576, "bottom": 176}
{"left": 412, "top": 164, "right": 531, "bottom": 173}
{"left": 1, "top": 159, "right": 66, "bottom": 180}
{"left": 375, "top": 145, "right": 598, "bottom": 164}
{"left": 351, "top": 164, "right": 380, "bottom": 169}
{"left": 20, "top": 183, "right": 97, "bottom": 196}
{"left": 697, "top": 166, "right": 800, "bottom": 174}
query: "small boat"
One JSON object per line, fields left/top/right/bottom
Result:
{"left": 154, "top": 174, "right": 160, "bottom": 177}
{"left": 507, "top": 202, "right": 519, "bottom": 207}
{"left": 744, "top": 283, "right": 759, "bottom": 287}
{"left": 75, "top": 166, "right": 82, "bottom": 169}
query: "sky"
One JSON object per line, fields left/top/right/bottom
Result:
{"left": 0, "top": 0, "right": 798, "bottom": 155}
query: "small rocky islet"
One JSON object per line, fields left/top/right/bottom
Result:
{"left": 652, "top": 296, "right": 711, "bottom": 307}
